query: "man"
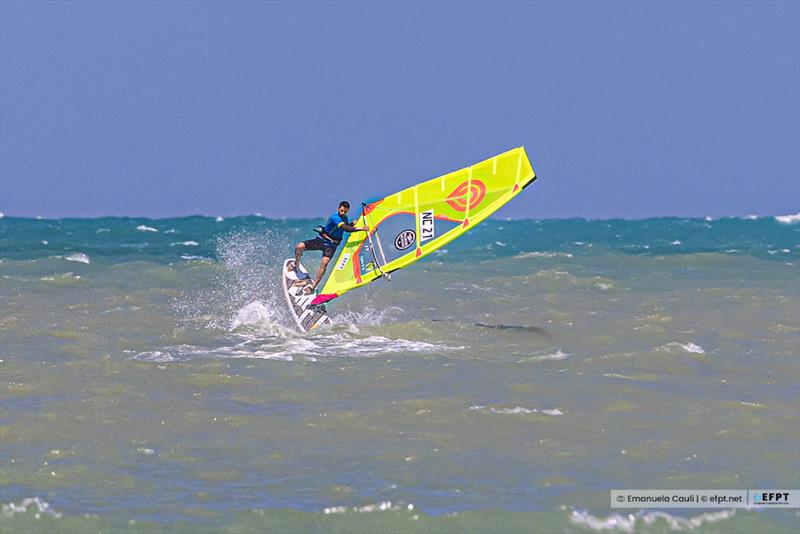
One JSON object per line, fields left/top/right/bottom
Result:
{"left": 293, "top": 201, "right": 367, "bottom": 293}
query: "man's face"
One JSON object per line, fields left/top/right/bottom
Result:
{"left": 338, "top": 205, "right": 349, "bottom": 217}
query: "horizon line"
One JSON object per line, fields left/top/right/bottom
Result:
{"left": 1, "top": 212, "right": 798, "bottom": 223}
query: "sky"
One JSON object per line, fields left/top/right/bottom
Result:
{"left": 1, "top": 1, "right": 798, "bottom": 219}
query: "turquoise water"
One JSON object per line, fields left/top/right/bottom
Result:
{"left": 1, "top": 215, "right": 798, "bottom": 533}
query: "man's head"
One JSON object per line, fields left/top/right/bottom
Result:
{"left": 338, "top": 201, "right": 350, "bottom": 217}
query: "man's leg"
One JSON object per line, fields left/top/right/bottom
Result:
{"left": 293, "top": 242, "right": 306, "bottom": 271}
{"left": 310, "top": 256, "right": 330, "bottom": 291}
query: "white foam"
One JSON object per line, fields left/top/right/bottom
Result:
{"left": 180, "top": 255, "right": 210, "bottom": 261}
{"left": 333, "top": 335, "right": 453, "bottom": 355}
{"left": 775, "top": 213, "right": 800, "bottom": 224}
{"left": 165, "top": 229, "right": 178, "bottom": 234}
{"left": 40, "top": 272, "right": 80, "bottom": 282}
{"left": 569, "top": 509, "right": 735, "bottom": 533}
{"left": 215, "top": 216, "right": 224, "bottom": 222}
{"left": 1, "top": 497, "right": 62, "bottom": 519}
{"left": 517, "top": 251, "right": 574, "bottom": 259}
{"left": 658, "top": 342, "right": 706, "bottom": 355}
{"left": 136, "top": 225, "right": 158, "bottom": 232}
{"left": 172, "top": 241, "right": 199, "bottom": 247}
{"left": 470, "top": 405, "right": 562, "bottom": 415}
{"left": 670, "top": 240, "right": 682, "bottom": 245}
{"left": 530, "top": 349, "right": 569, "bottom": 361}
{"left": 323, "top": 501, "right": 411, "bottom": 515}
{"left": 64, "top": 252, "right": 90, "bottom": 264}
{"left": 229, "top": 300, "right": 293, "bottom": 337}
{"left": 0, "top": 212, "right": 4, "bottom": 219}
{"left": 132, "top": 351, "right": 176, "bottom": 363}
{"left": 744, "top": 215, "right": 759, "bottom": 220}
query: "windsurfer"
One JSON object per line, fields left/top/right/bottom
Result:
{"left": 292, "top": 201, "right": 367, "bottom": 293}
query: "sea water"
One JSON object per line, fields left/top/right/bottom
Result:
{"left": 1, "top": 215, "right": 798, "bottom": 533}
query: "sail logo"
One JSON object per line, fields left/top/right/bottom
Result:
{"left": 420, "top": 210, "right": 435, "bottom": 242}
{"left": 446, "top": 180, "right": 486, "bottom": 212}
{"left": 394, "top": 229, "right": 416, "bottom": 250}
{"left": 336, "top": 253, "right": 350, "bottom": 270}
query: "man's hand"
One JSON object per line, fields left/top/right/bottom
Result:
{"left": 359, "top": 226, "right": 369, "bottom": 232}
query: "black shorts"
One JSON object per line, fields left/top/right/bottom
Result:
{"left": 302, "top": 237, "right": 338, "bottom": 259}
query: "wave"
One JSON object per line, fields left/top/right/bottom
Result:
{"left": 656, "top": 342, "right": 706, "bottom": 355}
{"left": 470, "top": 405, "right": 563, "bottom": 416}
{"left": 64, "top": 252, "right": 90, "bottom": 264}
{"left": 569, "top": 508, "right": 736, "bottom": 532}
{"left": 1, "top": 497, "right": 62, "bottom": 519}
{"left": 775, "top": 213, "right": 800, "bottom": 224}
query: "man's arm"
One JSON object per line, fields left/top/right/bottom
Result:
{"left": 339, "top": 222, "right": 368, "bottom": 232}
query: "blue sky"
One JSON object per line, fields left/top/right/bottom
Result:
{"left": 1, "top": 1, "right": 798, "bottom": 219}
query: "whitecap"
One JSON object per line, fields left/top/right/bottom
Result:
{"left": 0, "top": 212, "right": 4, "bottom": 219}
{"left": 64, "top": 252, "right": 90, "bottom": 264}
{"left": 744, "top": 214, "right": 759, "bottom": 220}
{"left": 657, "top": 342, "right": 706, "bottom": 354}
{"left": 171, "top": 241, "right": 199, "bottom": 247}
{"left": 529, "top": 349, "right": 569, "bottom": 361}
{"left": 775, "top": 213, "right": 800, "bottom": 224}
{"left": 491, "top": 406, "right": 538, "bottom": 414}
{"left": 470, "top": 405, "right": 562, "bottom": 415}
{"left": 165, "top": 229, "right": 178, "bottom": 234}
{"left": 1, "top": 497, "right": 62, "bottom": 519}
{"left": 215, "top": 216, "right": 224, "bottom": 222}
{"left": 136, "top": 225, "right": 158, "bottom": 232}
{"left": 517, "top": 251, "right": 574, "bottom": 259}
{"left": 132, "top": 351, "right": 176, "bottom": 362}
{"left": 569, "top": 509, "right": 735, "bottom": 533}
{"left": 40, "top": 272, "right": 80, "bottom": 282}
{"left": 670, "top": 240, "right": 682, "bottom": 245}
{"left": 323, "top": 501, "right": 410, "bottom": 515}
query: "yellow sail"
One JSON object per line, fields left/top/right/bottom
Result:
{"left": 311, "top": 147, "right": 537, "bottom": 305}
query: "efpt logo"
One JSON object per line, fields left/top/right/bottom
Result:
{"left": 752, "top": 491, "right": 792, "bottom": 506}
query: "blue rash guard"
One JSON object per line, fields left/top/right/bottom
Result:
{"left": 322, "top": 212, "right": 349, "bottom": 245}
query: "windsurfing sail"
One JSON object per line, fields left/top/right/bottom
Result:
{"left": 311, "top": 146, "right": 537, "bottom": 305}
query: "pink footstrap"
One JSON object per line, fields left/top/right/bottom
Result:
{"left": 311, "top": 293, "right": 338, "bottom": 305}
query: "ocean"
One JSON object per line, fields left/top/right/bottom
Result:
{"left": 1, "top": 214, "right": 798, "bottom": 533}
